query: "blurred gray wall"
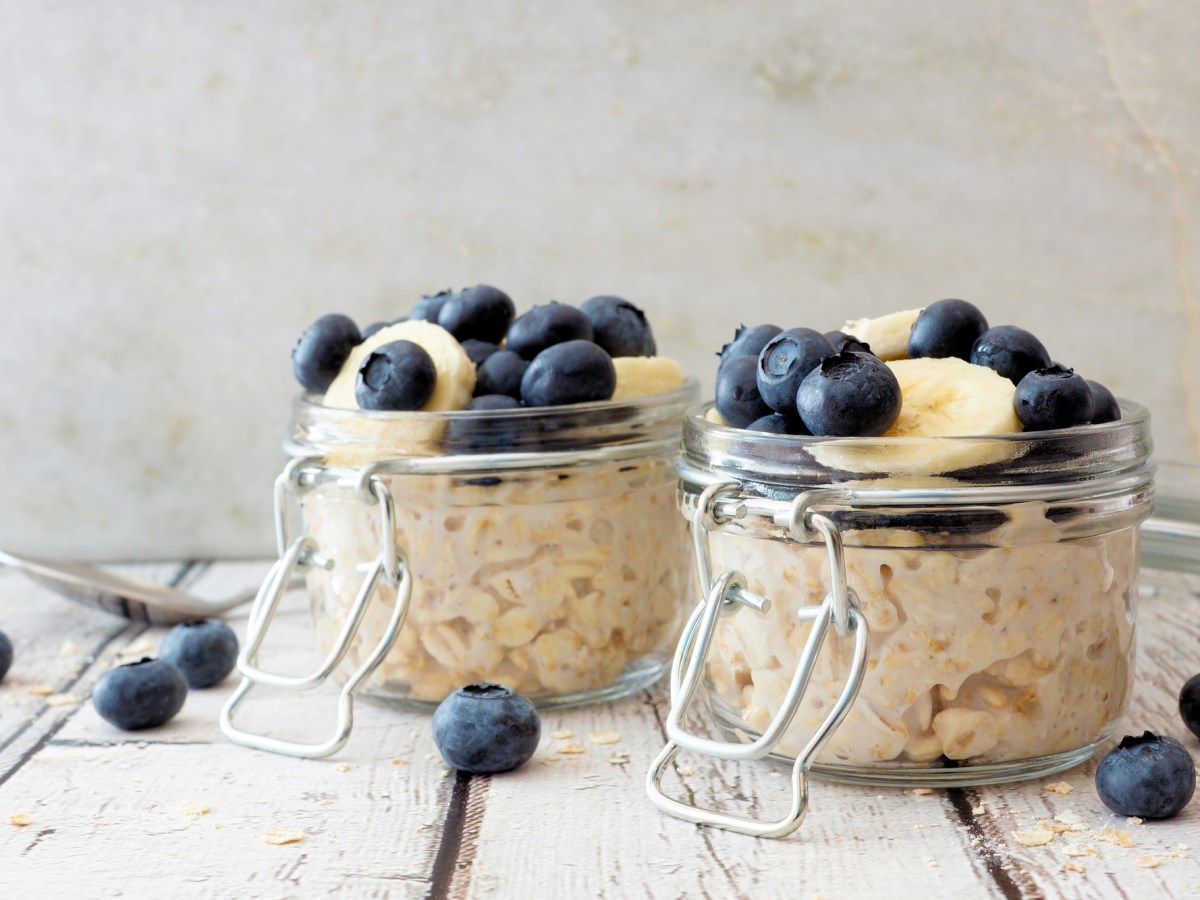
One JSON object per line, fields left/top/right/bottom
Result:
{"left": 1, "top": 0, "right": 1197, "bottom": 559}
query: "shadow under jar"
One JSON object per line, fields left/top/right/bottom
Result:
{"left": 290, "top": 379, "right": 699, "bottom": 709}
{"left": 675, "top": 400, "right": 1153, "bottom": 787}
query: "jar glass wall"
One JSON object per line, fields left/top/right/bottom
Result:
{"left": 677, "top": 401, "right": 1153, "bottom": 786}
{"left": 289, "top": 380, "right": 699, "bottom": 709}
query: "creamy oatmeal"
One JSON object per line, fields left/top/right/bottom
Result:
{"left": 305, "top": 457, "right": 690, "bottom": 703}
{"left": 703, "top": 502, "right": 1138, "bottom": 766}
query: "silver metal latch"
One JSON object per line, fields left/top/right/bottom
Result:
{"left": 220, "top": 458, "right": 413, "bottom": 759}
{"left": 646, "top": 483, "right": 870, "bottom": 838}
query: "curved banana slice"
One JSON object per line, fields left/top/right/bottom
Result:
{"left": 610, "top": 356, "right": 686, "bottom": 402}
{"left": 808, "top": 357, "right": 1022, "bottom": 475}
{"left": 321, "top": 321, "right": 476, "bottom": 464}
{"left": 324, "top": 320, "right": 475, "bottom": 412}
{"left": 842, "top": 307, "right": 922, "bottom": 361}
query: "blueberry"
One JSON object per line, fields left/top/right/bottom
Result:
{"left": 908, "top": 299, "right": 989, "bottom": 361}
{"left": 465, "top": 394, "right": 522, "bottom": 411}
{"left": 460, "top": 339, "right": 500, "bottom": 365}
{"left": 520, "top": 340, "right": 615, "bottom": 407}
{"left": 970, "top": 325, "right": 1051, "bottom": 383}
{"left": 756, "top": 327, "right": 836, "bottom": 416}
{"left": 714, "top": 355, "right": 773, "bottom": 428}
{"left": 505, "top": 301, "right": 594, "bottom": 360}
{"left": 1014, "top": 365, "right": 1095, "bottom": 431}
{"left": 92, "top": 658, "right": 187, "bottom": 731}
{"left": 1087, "top": 379, "right": 1121, "bottom": 424}
{"left": 292, "top": 313, "right": 361, "bottom": 393}
{"left": 1180, "top": 674, "right": 1200, "bottom": 740}
{"left": 432, "top": 683, "right": 541, "bottom": 774}
{"left": 159, "top": 618, "right": 239, "bottom": 689}
{"left": 718, "top": 324, "right": 782, "bottom": 370}
{"left": 796, "top": 351, "right": 902, "bottom": 437}
{"left": 579, "top": 295, "right": 656, "bottom": 357}
{"left": 824, "top": 331, "right": 872, "bottom": 355}
{"left": 437, "top": 284, "right": 515, "bottom": 343}
{"left": 746, "top": 413, "right": 807, "bottom": 435}
{"left": 1094, "top": 731, "right": 1196, "bottom": 818}
{"left": 475, "top": 349, "right": 529, "bottom": 399}
{"left": 355, "top": 340, "right": 438, "bottom": 411}
{"left": 411, "top": 289, "right": 455, "bottom": 323}
{"left": 0, "top": 629, "right": 12, "bottom": 681}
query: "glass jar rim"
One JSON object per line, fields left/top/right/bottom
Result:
{"left": 287, "top": 378, "right": 700, "bottom": 465}
{"left": 680, "top": 398, "right": 1153, "bottom": 493}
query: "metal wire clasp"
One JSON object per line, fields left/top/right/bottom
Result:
{"left": 220, "top": 459, "right": 413, "bottom": 759}
{"left": 646, "top": 485, "right": 870, "bottom": 838}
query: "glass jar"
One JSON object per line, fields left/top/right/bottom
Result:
{"left": 665, "top": 400, "right": 1153, "bottom": 791}
{"left": 283, "top": 379, "right": 699, "bottom": 710}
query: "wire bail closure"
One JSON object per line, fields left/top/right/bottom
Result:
{"left": 646, "top": 484, "right": 870, "bottom": 838}
{"left": 220, "top": 459, "right": 413, "bottom": 759}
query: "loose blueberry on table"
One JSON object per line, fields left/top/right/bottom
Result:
{"left": 92, "top": 657, "right": 188, "bottom": 731}
{"left": 0, "top": 628, "right": 13, "bottom": 682}
{"left": 1180, "top": 673, "right": 1200, "bottom": 740}
{"left": 159, "top": 618, "right": 240, "bottom": 689}
{"left": 1094, "top": 731, "right": 1196, "bottom": 818}
{"left": 432, "top": 684, "right": 541, "bottom": 774}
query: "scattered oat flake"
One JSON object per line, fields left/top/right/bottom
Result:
{"left": 1062, "top": 844, "right": 1099, "bottom": 858}
{"left": 608, "top": 753, "right": 631, "bottom": 764}
{"left": 1035, "top": 820, "right": 1073, "bottom": 834}
{"left": 588, "top": 730, "right": 622, "bottom": 746}
{"left": 390, "top": 758, "right": 408, "bottom": 765}
{"left": 8, "top": 813, "right": 32, "bottom": 827}
{"left": 970, "top": 838, "right": 982, "bottom": 848}
{"left": 180, "top": 801, "right": 209, "bottom": 818}
{"left": 912, "top": 787, "right": 933, "bottom": 796}
{"left": 58, "top": 640, "right": 79, "bottom": 657}
{"left": 319, "top": 799, "right": 335, "bottom": 807}
{"left": 971, "top": 805, "right": 985, "bottom": 815}
{"left": 555, "top": 740, "right": 586, "bottom": 755}
{"left": 924, "top": 855, "right": 937, "bottom": 868}
{"left": 26, "top": 684, "right": 54, "bottom": 696}
{"left": 46, "top": 693, "right": 78, "bottom": 707}
{"left": 1055, "top": 810, "right": 1086, "bottom": 825}
{"left": 1063, "top": 862, "right": 1084, "bottom": 873}
{"left": 262, "top": 828, "right": 304, "bottom": 845}
{"left": 1126, "top": 816, "right": 1144, "bottom": 826}
{"left": 1135, "top": 854, "right": 1160, "bottom": 869}
{"left": 335, "top": 763, "right": 352, "bottom": 773}
{"left": 1043, "top": 781, "right": 1073, "bottom": 795}
{"left": 1013, "top": 828, "right": 1055, "bottom": 847}
{"left": 678, "top": 767, "right": 695, "bottom": 777}
{"left": 550, "top": 730, "right": 573, "bottom": 740}
{"left": 1098, "top": 826, "right": 1136, "bottom": 848}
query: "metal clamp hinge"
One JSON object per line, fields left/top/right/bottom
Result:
{"left": 220, "top": 460, "right": 413, "bottom": 759}
{"left": 646, "top": 486, "right": 870, "bottom": 838}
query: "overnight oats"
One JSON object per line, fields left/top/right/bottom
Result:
{"left": 282, "top": 286, "right": 698, "bottom": 708}
{"left": 671, "top": 301, "right": 1153, "bottom": 786}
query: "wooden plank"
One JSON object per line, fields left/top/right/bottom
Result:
{"left": 1, "top": 562, "right": 1197, "bottom": 897}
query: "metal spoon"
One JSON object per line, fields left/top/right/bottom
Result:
{"left": 0, "top": 549, "right": 293, "bottom": 626}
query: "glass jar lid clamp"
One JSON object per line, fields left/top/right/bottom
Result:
{"left": 219, "top": 455, "right": 414, "bottom": 758}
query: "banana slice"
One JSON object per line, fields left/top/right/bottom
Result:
{"left": 808, "top": 357, "right": 1023, "bottom": 475}
{"left": 321, "top": 321, "right": 476, "bottom": 464}
{"left": 610, "top": 356, "right": 686, "bottom": 402}
{"left": 324, "top": 320, "right": 475, "bottom": 411}
{"left": 842, "top": 308, "right": 922, "bottom": 361}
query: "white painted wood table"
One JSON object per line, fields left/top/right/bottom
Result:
{"left": 2, "top": 561, "right": 1198, "bottom": 899}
